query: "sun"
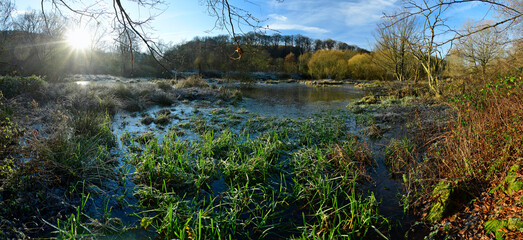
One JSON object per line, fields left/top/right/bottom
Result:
{"left": 66, "top": 28, "right": 92, "bottom": 50}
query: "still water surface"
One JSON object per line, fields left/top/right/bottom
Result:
{"left": 233, "top": 83, "right": 364, "bottom": 117}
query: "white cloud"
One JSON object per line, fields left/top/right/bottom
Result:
{"left": 268, "top": 14, "right": 288, "bottom": 22}
{"left": 450, "top": 1, "right": 481, "bottom": 13}
{"left": 11, "top": 10, "right": 35, "bottom": 17}
{"left": 269, "top": 23, "right": 329, "bottom": 33}
{"left": 264, "top": 0, "right": 400, "bottom": 47}
{"left": 340, "top": 0, "right": 397, "bottom": 26}
{"left": 267, "top": 0, "right": 399, "bottom": 30}
{"left": 267, "top": 10, "right": 328, "bottom": 34}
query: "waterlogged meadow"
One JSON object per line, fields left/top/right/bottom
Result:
{"left": 0, "top": 75, "right": 403, "bottom": 239}
{"left": 125, "top": 107, "right": 389, "bottom": 239}
{"left": 10, "top": 75, "right": 507, "bottom": 239}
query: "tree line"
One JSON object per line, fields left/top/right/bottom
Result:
{"left": 0, "top": 0, "right": 521, "bottom": 86}
{"left": 161, "top": 33, "right": 370, "bottom": 79}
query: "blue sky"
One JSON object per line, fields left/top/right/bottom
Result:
{"left": 14, "top": 0, "right": 495, "bottom": 50}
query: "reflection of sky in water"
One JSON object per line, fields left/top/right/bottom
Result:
{"left": 235, "top": 83, "right": 364, "bottom": 117}
{"left": 75, "top": 81, "right": 90, "bottom": 86}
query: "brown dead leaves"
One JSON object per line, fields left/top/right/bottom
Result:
{"left": 440, "top": 188, "right": 523, "bottom": 239}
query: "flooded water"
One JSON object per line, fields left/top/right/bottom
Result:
{"left": 106, "top": 80, "right": 412, "bottom": 239}
{"left": 234, "top": 83, "right": 364, "bottom": 117}
{"left": 233, "top": 83, "right": 413, "bottom": 235}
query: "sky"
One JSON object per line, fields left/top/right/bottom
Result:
{"left": 13, "top": 0, "right": 497, "bottom": 50}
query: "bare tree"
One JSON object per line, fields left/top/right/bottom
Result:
{"left": 0, "top": 0, "right": 14, "bottom": 30}
{"left": 116, "top": 26, "right": 140, "bottom": 76}
{"left": 272, "top": 33, "right": 281, "bottom": 47}
{"left": 283, "top": 35, "right": 293, "bottom": 47}
{"left": 392, "top": 0, "right": 521, "bottom": 46}
{"left": 204, "top": 1, "right": 265, "bottom": 44}
{"left": 324, "top": 39, "right": 336, "bottom": 50}
{"left": 4, "top": 11, "right": 66, "bottom": 75}
{"left": 374, "top": 14, "right": 417, "bottom": 81}
{"left": 0, "top": 0, "right": 15, "bottom": 68}
{"left": 398, "top": 0, "right": 448, "bottom": 95}
{"left": 496, "top": 0, "right": 522, "bottom": 34}
{"left": 336, "top": 42, "right": 350, "bottom": 50}
{"left": 385, "top": 0, "right": 522, "bottom": 94}
{"left": 455, "top": 20, "right": 507, "bottom": 78}
{"left": 314, "top": 39, "right": 323, "bottom": 51}
{"left": 444, "top": 48, "right": 467, "bottom": 78}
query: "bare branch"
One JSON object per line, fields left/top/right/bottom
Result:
{"left": 386, "top": 0, "right": 522, "bottom": 45}
{"left": 0, "top": 0, "right": 15, "bottom": 29}
{"left": 36, "top": 0, "right": 264, "bottom": 72}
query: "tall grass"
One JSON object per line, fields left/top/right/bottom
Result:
{"left": 291, "top": 136, "right": 387, "bottom": 239}
{"left": 132, "top": 114, "right": 389, "bottom": 239}
{"left": 385, "top": 137, "right": 416, "bottom": 176}
{"left": 0, "top": 91, "right": 119, "bottom": 238}
{"left": 37, "top": 111, "right": 117, "bottom": 185}
{"left": 175, "top": 75, "right": 209, "bottom": 89}
{"left": 426, "top": 76, "right": 522, "bottom": 183}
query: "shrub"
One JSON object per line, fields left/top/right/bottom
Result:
{"left": 0, "top": 75, "right": 47, "bottom": 99}
{"left": 347, "top": 53, "right": 386, "bottom": 80}
{"left": 298, "top": 52, "right": 312, "bottom": 76}
{"left": 308, "top": 50, "right": 355, "bottom": 80}
{"left": 70, "top": 111, "right": 116, "bottom": 147}
{"left": 156, "top": 81, "right": 173, "bottom": 91}
{"left": 112, "top": 84, "right": 135, "bottom": 100}
{"left": 0, "top": 93, "right": 22, "bottom": 162}
{"left": 433, "top": 76, "right": 522, "bottom": 183}
{"left": 406, "top": 76, "right": 523, "bottom": 220}
{"left": 385, "top": 137, "right": 416, "bottom": 175}
{"left": 149, "top": 90, "right": 175, "bottom": 106}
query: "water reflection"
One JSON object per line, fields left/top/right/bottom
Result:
{"left": 234, "top": 83, "right": 364, "bottom": 117}
{"left": 75, "top": 80, "right": 90, "bottom": 86}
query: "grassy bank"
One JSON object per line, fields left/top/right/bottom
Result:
{"left": 348, "top": 75, "right": 523, "bottom": 239}
{"left": 0, "top": 75, "right": 133, "bottom": 238}
{"left": 359, "top": 76, "right": 523, "bottom": 239}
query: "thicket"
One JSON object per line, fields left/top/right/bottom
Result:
{"left": 0, "top": 75, "right": 46, "bottom": 98}
{"left": 435, "top": 76, "right": 522, "bottom": 183}
{"left": 394, "top": 75, "right": 523, "bottom": 225}
{"left": 307, "top": 50, "right": 353, "bottom": 79}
